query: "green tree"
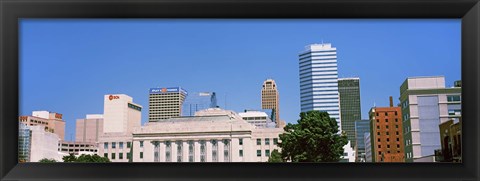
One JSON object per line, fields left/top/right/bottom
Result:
{"left": 62, "top": 153, "right": 77, "bottom": 162}
{"left": 38, "top": 158, "right": 57, "bottom": 163}
{"left": 278, "top": 110, "right": 348, "bottom": 162}
{"left": 268, "top": 149, "right": 283, "bottom": 162}
{"left": 62, "top": 153, "right": 110, "bottom": 163}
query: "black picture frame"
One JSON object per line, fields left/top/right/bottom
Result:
{"left": 1, "top": 0, "right": 479, "bottom": 181}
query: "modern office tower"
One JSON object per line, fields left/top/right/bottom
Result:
{"left": 299, "top": 43, "right": 341, "bottom": 129}
{"left": 29, "top": 125, "right": 61, "bottom": 162}
{"left": 182, "top": 92, "right": 218, "bottom": 116}
{"left": 437, "top": 118, "right": 462, "bottom": 162}
{"left": 18, "top": 111, "right": 66, "bottom": 140}
{"left": 132, "top": 108, "right": 284, "bottom": 162}
{"left": 99, "top": 94, "right": 142, "bottom": 162}
{"left": 261, "top": 79, "right": 280, "bottom": 126}
{"left": 75, "top": 114, "right": 104, "bottom": 142}
{"left": 369, "top": 97, "right": 405, "bottom": 162}
{"left": 103, "top": 94, "right": 142, "bottom": 133}
{"left": 338, "top": 77, "right": 361, "bottom": 148}
{"left": 149, "top": 87, "right": 188, "bottom": 121}
{"left": 400, "top": 76, "right": 461, "bottom": 162}
{"left": 364, "top": 132, "right": 372, "bottom": 162}
{"left": 58, "top": 141, "right": 98, "bottom": 156}
{"left": 354, "top": 119, "right": 370, "bottom": 162}
{"left": 238, "top": 110, "right": 276, "bottom": 128}
{"left": 18, "top": 123, "right": 31, "bottom": 162}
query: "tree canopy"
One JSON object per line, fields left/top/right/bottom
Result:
{"left": 268, "top": 149, "right": 283, "bottom": 162}
{"left": 278, "top": 110, "right": 348, "bottom": 162}
{"left": 62, "top": 153, "right": 110, "bottom": 163}
{"left": 38, "top": 158, "right": 57, "bottom": 163}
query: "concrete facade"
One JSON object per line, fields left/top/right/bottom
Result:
{"left": 399, "top": 76, "right": 461, "bottom": 162}
{"left": 75, "top": 114, "right": 104, "bottom": 142}
{"left": 132, "top": 108, "right": 283, "bottom": 162}
{"left": 29, "top": 125, "right": 62, "bottom": 162}
{"left": 19, "top": 111, "right": 66, "bottom": 140}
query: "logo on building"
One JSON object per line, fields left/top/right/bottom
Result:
{"left": 54, "top": 113, "right": 63, "bottom": 119}
{"left": 161, "top": 88, "right": 167, "bottom": 93}
{"left": 109, "top": 95, "right": 120, "bottom": 100}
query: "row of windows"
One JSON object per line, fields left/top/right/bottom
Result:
{"left": 377, "top": 144, "right": 401, "bottom": 149}
{"left": 447, "top": 95, "right": 461, "bottom": 102}
{"left": 104, "top": 142, "right": 133, "bottom": 149}
{"left": 376, "top": 131, "right": 400, "bottom": 136}
{"left": 375, "top": 119, "right": 399, "bottom": 123}
{"left": 256, "top": 149, "right": 271, "bottom": 157}
{"left": 105, "top": 152, "right": 133, "bottom": 160}
{"left": 256, "top": 138, "right": 279, "bottom": 145}
{"left": 375, "top": 112, "right": 398, "bottom": 116}
{"left": 376, "top": 125, "right": 400, "bottom": 129}
{"left": 378, "top": 138, "right": 401, "bottom": 142}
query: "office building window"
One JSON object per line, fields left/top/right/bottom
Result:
{"left": 188, "top": 140, "right": 194, "bottom": 162}
{"left": 104, "top": 153, "right": 108, "bottom": 158}
{"left": 397, "top": 138, "right": 400, "bottom": 141}
{"left": 378, "top": 145, "right": 381, "bottom": 148}
{"left": 239, "top": 138, "right": 243, "bottom": 145}
{"left": 387, "top": 138, "right": 390, "bottom": 142}
{"left": 104, "top": 143, "right": 108, "bottom": 149}
{"left": 165, "top": 141, "right": 172, "bottom": 162}
{"left": 386, "top": 132, "right": 390, "bottom": 135}
{"left": 200, "top": 140, "right": 206, "bottom": 162}
{"left": 376, "top": 119, "right": 379, "bottom": 123}
{"left": 112, "top": 142, "right": 116, "bottom": 149}
{"left": 224, "top": 139, "right": 230, "bottom": 162}
{"left": 140, "top": 152, "right": 143, "bottom": 159}
{"left": 119, "top": 142, "right": 124, "bottom": 149}
{"left": 385, "top": 112, "right": 388, "bottom": 116}
{"left": 387, "top": 145, "right": 390, "bottom": 148}
{"left": 377, "top": 132, "right": 380, "bottom": 135}
{"left": 257, "top": 139, "right": 261, "bottom": 145}
{"left": 447, "top": 95, "right": 461, "bottom": 102}
{"left": 140, "top": 141, "right": 144, "bottom": 148}
{"left": 127, "top": 142, "right": 131, "bottom": 148}
{"left": 395, "top": 111, "right": 398, "bottom": 115}
{"left": 377, "top": 126, "right": 380, "bottom": 129}
{"left": 378, "top": 138, "right": 380, "bottom": 142}
{"left": 265, "top": 138, "right": 270, "bottom": 145}
{"left": 397, "top": 144, "right": 400, "bottom": 148}
{"left": 119, "top": 153, "right": 123, "bottom": 159}
{"left": 386, "top": 125, "right": 389, "bottom": 129}
{"left": 395, "top": 119, "right": 398, "bottom": 122}
{"left": 111, "top": 153, "right": 115, "bottom": 159}
{"left": 386, "top": 119, "right": 388, "bottom": 122}
{"left": 212, "top": 140, "right": 218, "bottom": 162}
{"left": 176, "top": 141, "right": 183, "bottom": 162}
{"left": 127, "top": 152, "right": 131, "bottom": 160}
{"left": 239, "top": 150, "right": 243, "bottom": 157}
{"left": 265, "top": 150, "right": 270, "bottom": 157}
{"left": 257, "top": 150, "right": 261, "bottom": 157}
{"left": 273, "top": 138, "right": 278, "bottom": 145}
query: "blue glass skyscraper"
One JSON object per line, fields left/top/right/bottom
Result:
{"left": 299, "top": 43, "right": 341, "bottom": 128}
{"left": 182, "top": 92, "right": 218, "bottom": 116}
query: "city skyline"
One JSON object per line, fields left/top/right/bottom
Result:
{"left": 20, "top": 19, "right": 460, "bottom": 141}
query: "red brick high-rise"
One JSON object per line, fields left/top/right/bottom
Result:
{"left": 369, "top": 96, "right": 405, "bottom": 162}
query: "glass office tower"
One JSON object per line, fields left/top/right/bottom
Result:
{"left": 338, "top": 77, "right": 361, "bottom": 148}
{"left": 299, "top": 43, "right": 341, "bottom": 128}
{"left": 182, "top": 92, "right": 218, "bottom": 116}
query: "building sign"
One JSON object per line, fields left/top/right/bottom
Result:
{"left": 150, "top": 87, "right": 188, "bottom": 95}
{"left": 54, "top": 113, "right": 63, "bottom": 119}
{"left": 108, "top": 95, "right": 120, "bottom": 100}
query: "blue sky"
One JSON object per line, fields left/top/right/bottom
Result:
{"left": 20, "top": 19, "right": 460, "bottom": 141}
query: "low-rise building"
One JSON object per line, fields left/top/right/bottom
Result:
{"left": 19, "top": 111, "right": 66, "bottom": 140}
{"left": 29, "top": 125, "right": 62, "bottom": 162}
{"left": 58, "top": 141, "right": 98, "bottom": 156}
{"left": 132, "top": 108, "right": 283, "bottom": 162}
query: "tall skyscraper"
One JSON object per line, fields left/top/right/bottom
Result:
{"left": 338, "top": 77, "right": 361, "bottom": 148}
{"left": 400, "top": 76, "right": 461, "bottom": 162}
{"left": 369, "top": 97, "right": 404, "bottom": 162}
{"left": 149, "top": 87, "right": 187, "bottom": 121}
{"left": 299, "top": 43, "right": 341, "bottom": 128}
{"left": 182, "top": 92, "right": 218, "bottom": 116}
{"left": 103, "top": 94, "right": 142, "bottom": 133}
{"left": 354, "top": 119, "right": 370, "bottom": 162}
{"left": 75, "top": 114, "right": 104, "bottom": 142}
{"left": 261, "top": 79, "right": 280, "bottom": 126}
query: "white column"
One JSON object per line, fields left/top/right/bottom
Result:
{"left": 183, "top": 141, "right": 188, "bottom": 162}
{"left": 206, "top": 140, "right": 212, "bottom": 162}
{"left": 160, "top": 141, "right": 166, "bottom": 162}
{"left": 218, "top": 140, "right": 224, "bottom": 162}
{"left": 171, "top": 141, "right": 177, "bottom": 162}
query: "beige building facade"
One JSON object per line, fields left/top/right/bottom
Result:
{"left": 132, "top": 108, "right": 283, "bottom": 162}
{"left": 75, "top": 114, "right": 104, "bottom": 142}
{"left": 19, "top": 111, "right": 66, "bottom": 140}
{"left": 261, "top": 79, "right": 280, "bottom": 126}
{"left": 149, "top": 87, "right": 187, "bottom": 121}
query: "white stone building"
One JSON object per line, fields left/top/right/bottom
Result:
{"left": 29, "top": 125, "right": 62, "bottom": 162}
{"left": 132, "top": 108, "right": 284, "bottom": 162}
